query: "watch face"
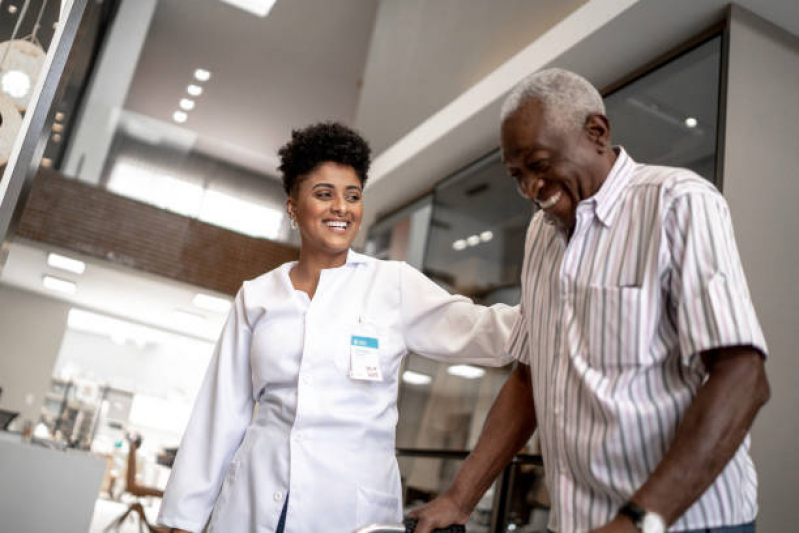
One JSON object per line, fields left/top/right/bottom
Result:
{"left": 642, "top": 512, "right": 666, "bottom": 533}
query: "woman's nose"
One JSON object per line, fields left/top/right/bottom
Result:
{"left": 332, "top": 198, "right": 347, "bottom": 215}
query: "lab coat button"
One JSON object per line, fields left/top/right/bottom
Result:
{"left": 302, "top": 374, "right": 311, "bottom": 385}
{"left": 273, "top": 492, "right": 283, "bottom": 501}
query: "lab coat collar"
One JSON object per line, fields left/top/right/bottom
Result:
{"left": 345, "top": 248, "right": 371, "bottom": 266}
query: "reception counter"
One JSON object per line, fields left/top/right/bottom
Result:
{"left": 0, "top": 432, "right": 106, "bottom": 532}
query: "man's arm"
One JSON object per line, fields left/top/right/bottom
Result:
{"left": 411, "top": 363, "right": 537, "bottom": 533}
{"left": 594, "top": 346, "right": 769, "bottom": 532}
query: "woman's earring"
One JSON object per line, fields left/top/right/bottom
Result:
{"left": 290, "top": 213, "right": 298, "bottom": 230}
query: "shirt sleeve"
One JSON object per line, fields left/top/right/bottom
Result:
{"left": 505, "top": 216, "right": 535, "bottom": 366}
{"left": 504, "top": 299, "right": 530, "bottom": 365}
{"left": 665, "top": 189, "right": 768, "bottom": 367}
{"left": 399, "top": 261, "right": 518, "bottom": 366}
{"left": 158, "top": 284, "right": 255, "bottom": 531}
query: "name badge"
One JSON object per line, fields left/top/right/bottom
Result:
{"left": 349, "top": 335, "right": 383, "bottom": 381}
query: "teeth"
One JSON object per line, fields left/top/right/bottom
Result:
{"left": 326, "top": 221, "right": 347, "bottom": 228}
{"left": 536, "top": 191, "right": 561, "bottom": 210}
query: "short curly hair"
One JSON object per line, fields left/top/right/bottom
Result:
{"left": 278, "top": 121, "right": 371, "bottom": 196}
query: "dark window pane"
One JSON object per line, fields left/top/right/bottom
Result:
{"left": 422, "top": 151, "right": 532, "bottom": 302}
{"left": 605, "top": 36, "right": 722, "bottom": 182}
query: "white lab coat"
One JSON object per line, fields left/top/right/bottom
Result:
{"left": 158, "top": 250, "right": 516, "bottom": 533}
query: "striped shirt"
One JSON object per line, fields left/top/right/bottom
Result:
{"left": 505, "top": 148, "right": 768, "bottom": 532}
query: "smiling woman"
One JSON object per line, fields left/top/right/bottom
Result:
{"left": 156, "top": 121, "right": 519, "bottom": 533}
{"left": 279, "top": 122, "right": 370, "bottom": 296}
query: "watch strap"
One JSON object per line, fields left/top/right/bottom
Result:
{"left": 618, "top": 501, "right": 646, "bottom": 529}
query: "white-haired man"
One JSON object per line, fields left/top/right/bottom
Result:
{"left": 412, "top": 69, "right": 769, "bottom": 533}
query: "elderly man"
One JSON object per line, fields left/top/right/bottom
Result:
{"left": 412, "top": 69, "right": 769, "bottom": 533}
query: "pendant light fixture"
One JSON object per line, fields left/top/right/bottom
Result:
{"left": 0, "top": 0, "right": 49, "bottom": 112}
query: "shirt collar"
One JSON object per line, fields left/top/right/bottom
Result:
{"left": 590, "top": 146, "right": 636, "bottom": 227}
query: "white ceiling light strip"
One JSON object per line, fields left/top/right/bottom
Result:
{"left": 219, "top": 0, "right": 277, "bottom": 18}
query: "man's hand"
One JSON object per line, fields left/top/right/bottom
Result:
{"left": 589, "top": 514, "right": 638, "bottom": 533}
{"left": 409, "top": 492, "right": 470, "bottom": 533}
{"left": 408, "top": 363, "right": 535, "bottom": 532}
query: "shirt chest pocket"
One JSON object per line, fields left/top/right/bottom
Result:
{"left": 585, "top": 285, "right": 652, "bottom": 369}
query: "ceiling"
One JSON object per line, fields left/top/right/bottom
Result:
{"left": 0, "top": 240, "right": 227, "bottom": 343}
{"left": 122, "top": 0, "right": 379, "bottom": 177}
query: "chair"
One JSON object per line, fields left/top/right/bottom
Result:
{"left": 104, "top": 433, "right": 169, "bottom": 533}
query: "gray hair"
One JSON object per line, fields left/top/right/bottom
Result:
{"left": 500, "top": 68, "right": 605, "bottom": 135}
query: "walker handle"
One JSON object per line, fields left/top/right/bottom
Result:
{"left": 405, "top": 517, "right": 465, "bottom": 533}
{"left": 353, "top": 518, "right": 465, "bottom": 533}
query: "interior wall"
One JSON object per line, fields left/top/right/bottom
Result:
{"left": 355, "top": 0, "right": 586, "bottom": 153}
{"left": 0, "top": 284, "right": 70, "bottom": 425}
{"left": 723, "top": 7, "right": 799, "bottom": 531}
{"left": 54, "top": 329, "right": 213, "bottom": 400}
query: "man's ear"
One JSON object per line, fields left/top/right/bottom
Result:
{"left": 585, "top": 114, "right": 611, "bottom": 152}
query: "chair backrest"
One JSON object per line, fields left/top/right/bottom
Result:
{"left": 125, "top": 434, "right": 164, "bottom": 498}
{"left": 0, "top": 409, "right": 18, "bottom": 430}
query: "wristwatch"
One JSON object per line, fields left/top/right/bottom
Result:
{"left": 618, "top": 501, "right": 666, "bottom": 533}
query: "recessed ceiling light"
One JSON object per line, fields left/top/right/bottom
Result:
{"left": 47, "top": 252, "right": 86, "bottom": 274}
{"left": 54, "top": 112, "right": 65, "bottom": 122}
{"left": 466, "top": 235, "right": 480, "bottom": 247}
{"left": 402, "top": 370, "right": 432, "bottom": 386}
{"left": 173, "top": 111, "right": 188, "bottom": 123}
{"left": 43, "top": 275, "right": 76, "bottom": 294}
{"left": 480, "top": 230, "right": 493, "bottom": 242}
{"left": 219, "top": 0, "right": 278, "bottom": 17}
{"left": 194, "top": 68, "right": 211, "bottom": 82}
{"left": 452, "top": 239, "right": 467, "bottom": 251}
{"left": 180, "top": 98, "right": 196, "bottom": 111}
{"left": 447, "top": 364, "right": 485, "bottom": 380}
{"left": 192, "top": 293, "right": 231, "bottom": 313}
{"left": 685, "top": 117, "right": 698, "bottom": 128}
{"left": 187, "top": 84, "right": 203, "bottom": 97}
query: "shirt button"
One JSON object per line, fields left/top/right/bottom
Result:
{"left": 302, "top": 374, "right": 312, "bottom": 385}
{"left": 273, "top": 491, "right": 283, "bottom": 501}
{"left": 294, "top": 432, "right": 302, "bottom": 442}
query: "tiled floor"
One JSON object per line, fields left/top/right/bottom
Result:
{"left": 89, "top": 497, "right": 162, "bottom": 533}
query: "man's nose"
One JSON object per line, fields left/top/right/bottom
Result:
{"left": 523, "top": 176, "right": 545, "bottom": 199}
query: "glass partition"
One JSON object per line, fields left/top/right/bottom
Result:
{"left": 605, "top": 35, "right": 723, "bottom": 183}
{"left": 422, "top": 151, "right": 531, "bottom": 300}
